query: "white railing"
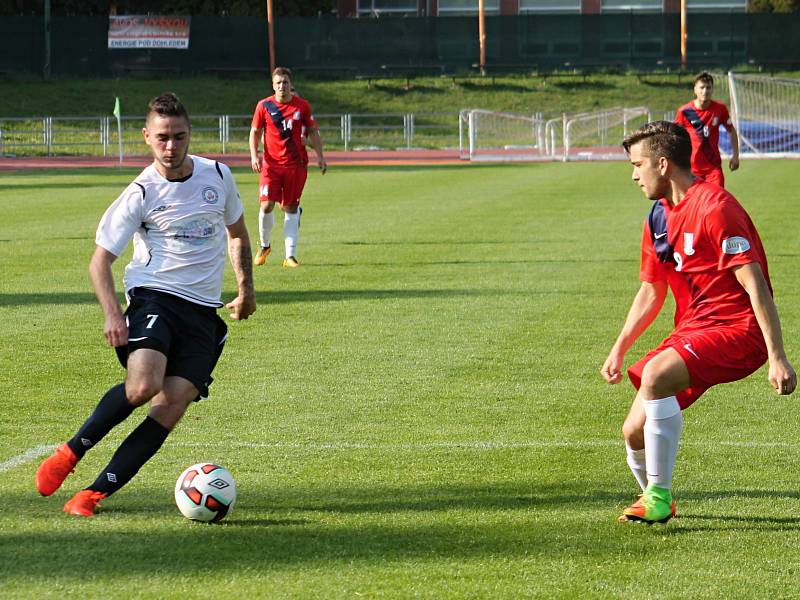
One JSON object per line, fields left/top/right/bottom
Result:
{"left": 0, "top": 112, "right": 459, "bottom": 157}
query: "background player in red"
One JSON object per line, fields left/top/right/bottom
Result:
{"left": 249, "top": 67, "right": 327, "bottom": 268}
{"left": 674, "top": 72, "right": 740, "bottom": 188}
{"left": 600, "top": 121, "right": 795, "bottom": 525}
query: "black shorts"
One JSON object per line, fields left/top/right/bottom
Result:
{"left": 115, "top": 287, "right": 228, "bottom": 400}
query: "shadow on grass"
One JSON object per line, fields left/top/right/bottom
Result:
{"left": 7, "top": 482, "right": 800, "bottom": 577}
{"left": 5, "top": 481, "right": 626, "bottom": 578}
{"left": 370, "top": 83, "right": 445, "bottom": 95}
{"left": 0, "top": 292, "right": 99, "bottom": 306}
{"left": 457, "top": 81, "right": 530, "bottom": 93}
{"left": 639, "top": 78, "right": 688, "bottom": 90}
{"left": 552, "top": 81, "right": 615, "bottom": 91}
{"left": 662, "top": 488, "right": 800, "bottom": 533}
{"left": 0, "top": 181, "right": 127, "bottom": 192}
{"left": 0, "top": 288, "right": 499, "bottom": 307}
{"left": 0, "top": 279, "right": 636, "bottom": 307}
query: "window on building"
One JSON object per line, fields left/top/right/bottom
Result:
{"left": 357, "top": 0, "right": 419, "bottom": 16}
{"left": 687, "top": 0, "right": 747, "bottom": 10}
{"left": 437, "top": 0, "right": 500, "bottom": 15}
{"left": 601, "top": 0, "right": 662, "bottom": 11}
{"left": 519, "top": 0, "right": 580, "bottom": 13}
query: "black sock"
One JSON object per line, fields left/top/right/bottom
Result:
{"left": 88, "top": 416, "right": 170, "bottom": 496}
{"left": 67, "top": 383, "right": 134, "bottom": 459}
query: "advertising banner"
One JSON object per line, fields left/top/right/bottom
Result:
{"left": 108, "top": 15, "right": 191, "bottom": 49}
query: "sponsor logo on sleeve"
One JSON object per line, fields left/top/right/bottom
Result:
{"left": 722, "top": 236, "right": 751, "bottom": 254}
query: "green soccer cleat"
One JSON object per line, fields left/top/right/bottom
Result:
{"left": 618, "top": 485, "right": 674, "bottom": 524}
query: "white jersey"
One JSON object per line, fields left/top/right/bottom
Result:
{"left": 96, "top": 155, "right": 244, "bottom": 308}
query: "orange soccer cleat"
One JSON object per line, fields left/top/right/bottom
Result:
{"left": 282, "top": 256, "right": 300, "bottom": 268}
{"left": 255, "top": 245, "right": 271, "bottom": 266}
{"left": 63, "top": 490, "right": 108, "bottom": 517}
{"left": 35, "top": 443, "right": 79, "bottom": 497}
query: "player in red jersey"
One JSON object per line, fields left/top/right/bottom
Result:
{"left": 674, "top": 72, "right": 740, "bottom": 188}
{"left": 249, "top": 67, "right": 327, "bottom": 268}
{"left": 600, "top": 121, "right": 795, "bottom": 524}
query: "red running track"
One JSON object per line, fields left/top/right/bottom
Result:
{"left": 0, "top": 150, "right": 464, "bottom": 172}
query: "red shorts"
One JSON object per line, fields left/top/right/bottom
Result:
{"left": 258, "top": 163, "right": 308, "bottom": 207}
{"left": 697, "top": 167, "right": 725, "bottom": 188}
{"left": 627, "top": 324, "right": 767, "bottom": 409}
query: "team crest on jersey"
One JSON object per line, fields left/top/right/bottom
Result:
{"left": 683, "top": 232, "right": 696, "bottom": 256}
{"left": 294, "top": 111, "right": 301, "bottom": 120}
{"left": 722, "top": 236, "right": 751, "bottom": 254}
{"left": 201, "top": 187, "right": 220, "bottom": 204}
{"left": 712, "top": 117, "right": 719, "bottom": 126}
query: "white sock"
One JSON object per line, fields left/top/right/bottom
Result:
{"left": 626, "top": 443, "right": 648, "bottom": 491}
{"left": 258, "top": 211, "right": 274, "bottom": 249}
{"left": 643, "top": 396, "right": 682, "bottom": 490}
{"left": 284, "top": 212, "right": 300, "bottom": 258}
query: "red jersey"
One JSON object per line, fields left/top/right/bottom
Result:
{"left": 674, "top": 100, "right": 732, "bottom": 175}
{"left": 251, "top": 95, "right": 316, "bottom": 167}
{"left": 639, "top": 180, "right": 770, "bottom": 332}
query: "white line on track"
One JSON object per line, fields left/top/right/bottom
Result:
{"left": 0, "top": 444, "right": 56, "bottom": 474}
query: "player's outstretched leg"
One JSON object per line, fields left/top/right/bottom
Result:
{"left": 619, "top": 484, "right": 674, "bottom": 524}
{"left": 36, "top": 383, "right": 134, "bottom": 496}
{"left": 62, "top": 415, "right": 169, "bottom": 517}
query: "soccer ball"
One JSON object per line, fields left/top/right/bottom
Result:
{"left": 174, "top": 463, "right": 236, "bottom": 523}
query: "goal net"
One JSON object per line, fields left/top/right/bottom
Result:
{"left": 727, "top": 73, "right": 800, "bottom": 158}
{"left": 562, "top": 107, "right": 651, "bottom": 161}
{"left": 459, "top": 109, "right": 546, "bottom": 161}
{"left": 460, "top": 107, "right": 650, "bottom": 161}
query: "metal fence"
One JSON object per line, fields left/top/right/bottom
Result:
{"left": 0, "top": 112, "right": 464, "bottom": 157}
{"left": 3, "top": 14, "right": 800, "bottom": 78}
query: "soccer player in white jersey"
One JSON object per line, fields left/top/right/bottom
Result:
{"left": 35, "top": 93, "right": 257, "bottom": 517}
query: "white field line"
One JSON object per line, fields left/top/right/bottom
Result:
{"left": 2, "top": 438, "right": 797, "bottom": 473}
{"left": 174, "top": 439, "right": 800, "bottom": 451}
{"left": 0, "top": 444, "right": 56, "bottom": 474}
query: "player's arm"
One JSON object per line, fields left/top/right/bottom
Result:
{"left": 224, "top": 215, "right": 257, "bottom": 321}
{"left": 248, "top": 127, "right": 263, "bottom": 173}
{"left": 89, "top": 246, "right": 127, "bottom": 348}
{"left": 600, "top": 280, "right": 668, "bottom": 384}
{"left": 307, "top": 125, "right": 327, "bottom": 174}
{"left": 727, "top": 123, "right": 740, "bottom": 171}
{"left": 734, "top": 262, "right": 796, "bottom": 394}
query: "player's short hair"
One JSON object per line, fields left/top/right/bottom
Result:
{"left": 622, "top": 121, "right": 692, "bottom": 170}
{"left": 272, "top": 67, "right": 293, "bottom": 81}
{"left": 146, "top": 92, "right": 190, "bottom": 125}
{"left": 694, "top": 71, "right": 714, "bottom": 86}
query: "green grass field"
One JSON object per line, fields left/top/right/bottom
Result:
{"left": 2, "top": 161, "right": 800, "bottom": 598}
